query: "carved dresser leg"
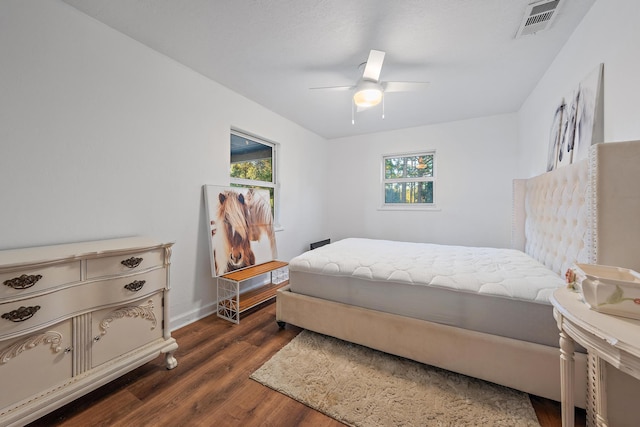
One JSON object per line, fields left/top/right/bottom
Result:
{"left": 165, "top": 351, "right": 178, "bottom": 370}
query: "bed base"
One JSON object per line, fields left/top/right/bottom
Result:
{"left": 276, "top": 286, "right": 587, "bottom": 408}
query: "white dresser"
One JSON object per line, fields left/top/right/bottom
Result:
{"left": 0, "top": 237, "right": 178, "bottom": 427}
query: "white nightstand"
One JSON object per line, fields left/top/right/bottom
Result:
{"left": 551, "top": 287, "right": 640, "bottom": 427}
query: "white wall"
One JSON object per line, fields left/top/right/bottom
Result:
{"left": 0, "top": 0, "right": 328, "bottom": 329}
{"left": 326, "top": 114, "right": 519, "bottom": 248}
{"left": 517, "top": 0, "right": 640, "bottom": 177}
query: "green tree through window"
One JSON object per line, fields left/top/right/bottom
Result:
{"left": 230, "top": 131, "right": 277, "bottom": 215}
{"left": 383, "top": 152, "right": 435, "bottom": 206}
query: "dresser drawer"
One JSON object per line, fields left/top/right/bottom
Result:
{"left": 0, "top": 319, "right": 73, "bottom": 410}
{"left": 0, "top": 268, "right": 167, "bottom": 338}
{"left": 91, "top": 292, "right": 164, "bottom": 368}
{"left": 0, "top": 291, "right": 76, "bottom": 338}
{"left": 0, "top": 261, "right": 81, "bottom": 300}
{"left": 86, "top": 248, "right": 165, "bottom": 279}
{"left": 94, "top": 268, "right": 167, "bottom": 303}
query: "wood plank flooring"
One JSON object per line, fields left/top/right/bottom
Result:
{"left": 28, "top": 301, "right": 585, "bottom": 427}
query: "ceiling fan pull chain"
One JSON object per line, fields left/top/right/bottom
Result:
{"left": 352, "top": 99, "right": 355, "bottom": 125}
{"left": 382, "top": 94, "right": 385, "bottom": 119}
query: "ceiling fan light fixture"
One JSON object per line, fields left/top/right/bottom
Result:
{"left": 353, "top": 81, "right": 383, "bottom": 108}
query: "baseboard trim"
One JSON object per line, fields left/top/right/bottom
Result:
{"left": 169, "top": 301, "right": 217, "bottom": 331}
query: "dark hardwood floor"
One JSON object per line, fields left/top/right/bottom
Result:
{"left": 28, "top": 301, "right": 585, "bottom": 427}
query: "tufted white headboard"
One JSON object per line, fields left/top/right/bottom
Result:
{"left": 512, "top": 140, "right": 640, "bottom": 277}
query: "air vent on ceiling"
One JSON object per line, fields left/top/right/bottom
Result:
{"left": 515, "top": 0, "right": 561, "bottom": 38}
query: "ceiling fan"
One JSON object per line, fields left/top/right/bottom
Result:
{"left": 311, "top": 49, "right": 430, "bottom": 122}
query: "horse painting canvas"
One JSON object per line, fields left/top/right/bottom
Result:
{"left": 204, "top": 185, "right": 277, "bottom": 277}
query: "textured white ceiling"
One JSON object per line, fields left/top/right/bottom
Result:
{"left": 62, "top": 0, "right": 595, "bottom": 139}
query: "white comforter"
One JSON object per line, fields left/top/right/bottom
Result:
{"left": 289, "top": 238, "right": 565, "bottom": 304}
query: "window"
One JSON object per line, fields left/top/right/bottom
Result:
{"left": 382, "top": 151, "right": 436, "bottom": 208}
{"left": 230, "top": 130, "right": 280, "bottom": 226}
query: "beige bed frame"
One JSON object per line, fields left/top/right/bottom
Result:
{"left": 276, "top": 140, "right": 640, "bottom": 408}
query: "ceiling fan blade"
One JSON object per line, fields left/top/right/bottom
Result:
{"left": 309, "top": 85, "right": 355, "bottom": 91}
{"left": 383, "top": 81, "right": 430, "bottom": 92}
{"left": 362, "top": 50, "right": 385, "bottom": 82}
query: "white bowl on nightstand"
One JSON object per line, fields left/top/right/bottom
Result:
{"left": 574, "top": 263, "right": 640, "bottom": 320}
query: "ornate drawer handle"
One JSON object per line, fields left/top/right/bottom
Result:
{"left": 2, "top": 306, "right": 41, "bottom": 322}
{"left": 121, "top": 257, "right": 143, "bottom": 269}
{"left": 124, "top": 280, "right": 146, "bottom": 292}
{"left": 3, "top": 274, "right": 43, "bottom": 290}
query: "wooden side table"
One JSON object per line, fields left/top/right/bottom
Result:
{"left": 217, "top": 260, "right": 289, "bottom": 323}
{"left": 550, "top": 288, "right": 640, "bottom": 426}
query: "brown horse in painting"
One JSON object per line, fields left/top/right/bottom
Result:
{"left": 244, "top": 189, "right": 278, "bottom": 258}
{"left": 212, "top": 190, "right": 255, "bottom": 275}
{"left": 210, "top": 188, "right": 278, "bottom": 275}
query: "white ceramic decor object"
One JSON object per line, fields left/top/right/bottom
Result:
{"left": 574, "top": 263, "right": 640, "bottom": 320}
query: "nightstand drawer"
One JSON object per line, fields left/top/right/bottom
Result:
{"left": 0, "top": 261, "right": 81, "bottom": 300}
{"left": 86, "top": 249, "right": 165, "bottom": 279}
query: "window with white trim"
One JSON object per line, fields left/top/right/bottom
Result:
{"left": 230, "top": 130, "right": 280, "bottom": 226}
{"left": 382, "top": 151, "right": 435, "bottom": 208}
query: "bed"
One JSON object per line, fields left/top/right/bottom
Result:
{"left": 276, "top": 140, "right": 640, "bottom": 407}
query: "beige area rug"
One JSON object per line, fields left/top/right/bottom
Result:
{"left": 251, "top": 330, "right": 540, "bottom": 427}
